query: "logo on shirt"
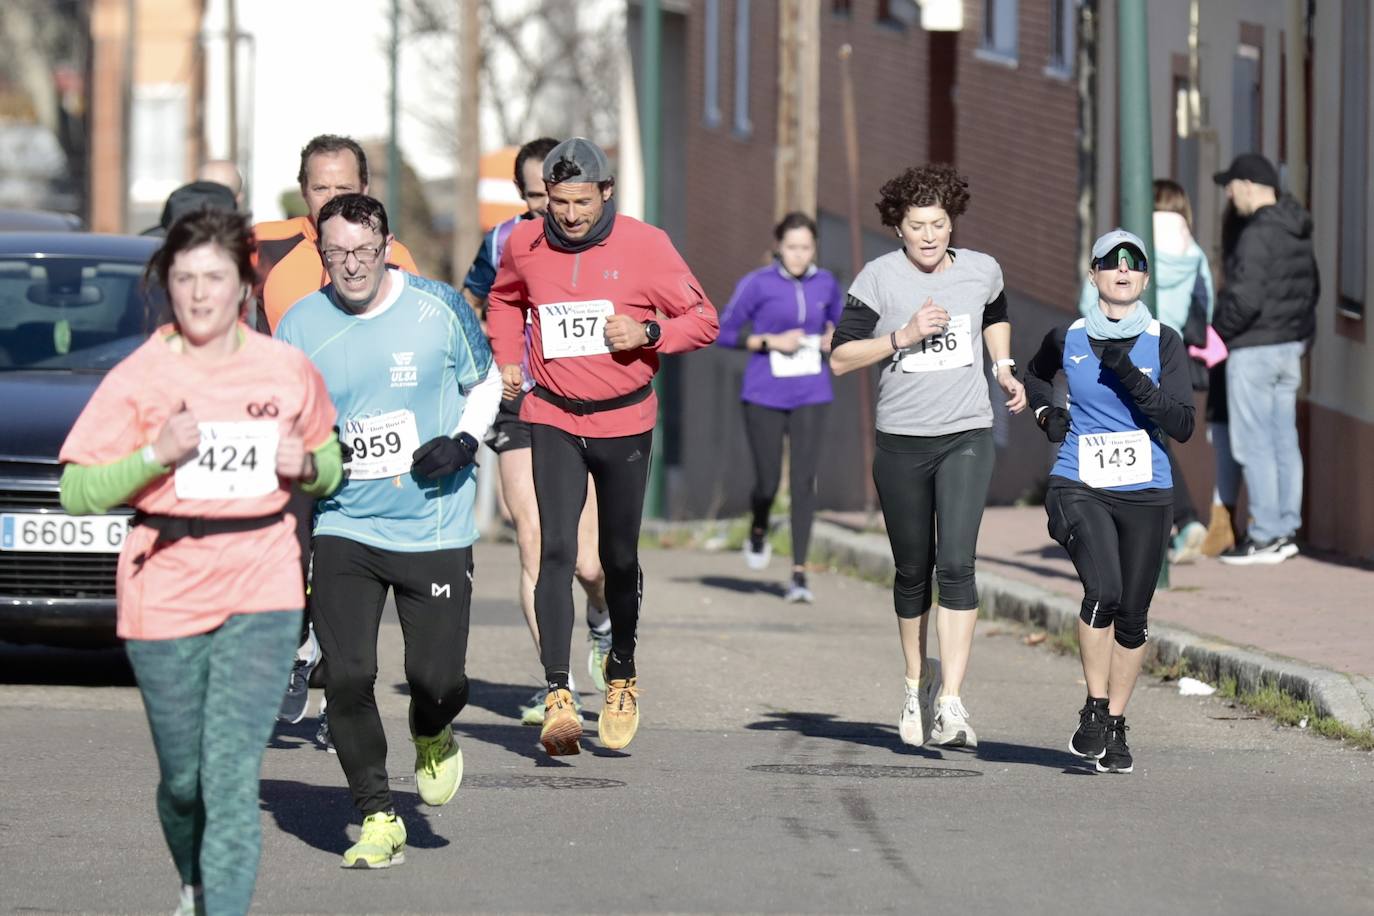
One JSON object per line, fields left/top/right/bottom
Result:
{"left": 390, "top": 352, "right": 418, "bottom": 388}
{"left": 603, "top": 269, "right": 620, "bottom": 280}
{"left": 1069, "top": 354, "right": 1089, "bottom": 365}
{"left": 1141, "top": 367, "right": 1154, "bottom": 376}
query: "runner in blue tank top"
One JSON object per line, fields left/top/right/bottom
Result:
{"left": 1024, "top": 228, "right": 1196, "bottom": 775}
{"left": 275, "top": 194, "right": 502, "bottom": 869}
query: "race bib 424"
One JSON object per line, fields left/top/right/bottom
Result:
{"left": 174, "top": 421, "right": 280, "bottom": 500}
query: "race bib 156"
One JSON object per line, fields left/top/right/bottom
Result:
{"left": 900, "top": 314, "right": 973, "bottom": 373}
{"left": 174, "top": 421, "right": 280, "bottom": 500}
{"left": 539, "top": 300, "right": 615, "bottom": 360}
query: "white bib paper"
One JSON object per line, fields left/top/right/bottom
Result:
{"left": 343, "top": 409, "right": 421, "bottom": 480}
{"left": 174, "top": 421, "right": 280, "bottom": 500}
{"left": 539, "top": 299, "right": 615, "bottom": 360}
{"left": 769, "top": 334, "right": 823, "bottom": 378}
{"left": 1078, "top": 429, "right": 1152, "bottom": 488}
{"left": 900, "top": 313, "right": 973, "bottom": 373}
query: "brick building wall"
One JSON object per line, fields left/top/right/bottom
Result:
{"left": 676, "top": 0, "right": 1084, "bottom": 518}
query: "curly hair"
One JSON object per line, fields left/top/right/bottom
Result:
{"left": 875, "top": 164, "right": 971, "bottom": 227}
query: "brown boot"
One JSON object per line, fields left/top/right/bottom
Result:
{"left": 1200, "top": 504, "right": 1235, "bottom": 557}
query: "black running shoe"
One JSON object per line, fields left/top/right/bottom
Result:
{"left": 1097, "top": 715, "right": 1133, "bottom": 773}
{"left": 278, "top": 655, "right": 317, "bottom": 724}
{"left": 1070, "top": 696, "right": 1109, "bottom": 759}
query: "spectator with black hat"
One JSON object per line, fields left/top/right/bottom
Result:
{"left": 1211, "top": 152, "right": 1320, "bottom": 565}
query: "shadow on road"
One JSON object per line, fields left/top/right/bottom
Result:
{"left": 747, "top": 711, "right": 1089, "bottom": 772}
{"left": 0, "top": 642, "right": 133, "bottom": 685}
{"left": 260, "top": 779, "right": 450, "bottom": 856}
{"left": 681, "top": 575, "right": 787, "bottom": 598}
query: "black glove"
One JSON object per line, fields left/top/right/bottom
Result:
{"left": 1038, "top": 407, "right": 1069, "bottom": 443}
{"left": 334, "top": 426, "right": 353, "bottom": 463}
{"left": 1098, "top": 343, "right": 1137, "bottom": 379}
{"left": 411, "top": 432, "right": 479, "bottom": 480}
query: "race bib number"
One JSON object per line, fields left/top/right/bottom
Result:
{"left": 769, "top": 334, "right": 823, "bottom": 378}
{"left": 540, "top": 299, "right": 615, "bottom": 360}
{"left": 174, "top": 421, "right": 280, "bottom": 500}
{"left": 343, "top": 409, "right": 421, "bottom": 480}
{"left": 1079, "top": 429, "right": 1152, "bottom": 488}
{"left": 900, "top": 314, "right": 973, "bottom": 373}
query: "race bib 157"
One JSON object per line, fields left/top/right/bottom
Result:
{"left": 539, "top": 300, "right": 615, "bottom": 360}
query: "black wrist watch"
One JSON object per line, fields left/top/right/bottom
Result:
{"left": 644, "top": 320, "right": 662, "bottom": 347}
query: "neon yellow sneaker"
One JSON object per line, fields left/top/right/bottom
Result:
{"left": 587, "top": 626, "right": 613, "bottom": 691}
{"left": 341, "top": 811, "right": 406, "bottom": 869}
{"left": 539, "top": 688, "right": 583, "bottom": 756}
{"left": 598, "top": 676, "right": 640, "bottom": 749}
{"left": 412, "top": 724, "right": 463, "bottom": 806}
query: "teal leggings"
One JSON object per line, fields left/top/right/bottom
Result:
{"left": 125, "top": 610, "right": 301, "bottom": 916}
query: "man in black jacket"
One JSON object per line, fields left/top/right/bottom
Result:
{"left": 1211, "top": 153, "right": 1319, "bottom": 565}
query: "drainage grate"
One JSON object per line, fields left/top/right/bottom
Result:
{"left": 748, "top": 763, "right": 981, "bottom": 779}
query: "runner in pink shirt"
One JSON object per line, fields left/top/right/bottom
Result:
{"left": 59, "top": 209, "right": 341, "bottom": 915}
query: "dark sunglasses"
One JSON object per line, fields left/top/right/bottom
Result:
{"left": 1092, "top": 245, "right": 1148, "bottom": 273}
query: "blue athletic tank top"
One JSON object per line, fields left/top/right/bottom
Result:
{"left": 1050, "top": 317, "right": 1172, "bottom": 491}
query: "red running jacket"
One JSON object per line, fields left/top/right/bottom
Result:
{"left": 486, "top": 215, "right": 718, "bottom": 437}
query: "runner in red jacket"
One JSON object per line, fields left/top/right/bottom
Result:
{"left": 487, "top": 137, "right": 718, "bottom": 756}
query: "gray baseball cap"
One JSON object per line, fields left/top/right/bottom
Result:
{"left": 1092, "top": 228, "right": 1148, "bottom": 261}
{"left": 542, "top": 137, "right": 614, "bottom": 185}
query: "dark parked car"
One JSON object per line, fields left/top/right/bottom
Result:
{"left": 0, "top": 232, "right": 162, "bottom": 644}
{"left": 0, "top": 208, "right": 83, "bottom": 232}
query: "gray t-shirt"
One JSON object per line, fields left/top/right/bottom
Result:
{"left": 848, "top": 248, "right": 1004, "bottom": 436}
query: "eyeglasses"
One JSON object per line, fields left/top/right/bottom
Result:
{"left": 320, "top": 245, "right": 384, "bottom": 267}
{"left": 1092, "top": 245, "right": 1148, "bottom": 273}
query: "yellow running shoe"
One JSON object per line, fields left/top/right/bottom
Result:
{"left": 539, "top": 688, "right": 583, "bottom": 756}
{"left": 412, "top": 724, "right": 463, "bottom": 806}
{"left": 341, "top": 811, "right": 406, "bottom": 869}
{"left": 598, "top": 676, "right": 640, "bottom": 749}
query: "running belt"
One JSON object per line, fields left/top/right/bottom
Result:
{"left": 132, "top": 511, "right": 285, "bottom": 543}
{"left": 531, "top": 384, "right": 652, "bottom": 416}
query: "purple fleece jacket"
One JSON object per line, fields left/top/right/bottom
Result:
{"left": 716, "top": 263, "right": 844, "bottom": 410}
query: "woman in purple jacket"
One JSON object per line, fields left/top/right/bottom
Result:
{"left": 718, "top": 212, "right": 844, "bottom": 603}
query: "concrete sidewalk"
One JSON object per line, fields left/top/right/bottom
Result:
{"left": 810, "top": 507, "right": 1374, "bottom": 734}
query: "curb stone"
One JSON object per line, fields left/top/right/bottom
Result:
{"left": 641, "top": 518, "right": 1374, "bottom": 734}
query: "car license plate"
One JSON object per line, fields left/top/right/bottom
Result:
{"left": 1, "top": 513, "right": 130, "bottom": 553}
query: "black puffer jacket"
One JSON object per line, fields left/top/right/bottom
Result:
{"left": 1213, "top": 195, "right": 1320, "bottom": 350}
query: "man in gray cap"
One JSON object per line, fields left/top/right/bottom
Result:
{"left": 1211, "top": 153, "right": 1320, "bottom": 565}
{"left": 486, "top": 137, "right": 719, "bottom": 756}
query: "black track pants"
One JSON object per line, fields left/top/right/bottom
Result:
{"left": 1045, "top": 484, "right": 1171, "bottom": 649}
{"left": 741, "top": 401, "right": 828, "bottom": 566}
{"left": 531, "top": 424, "right": 653, "bottom": 686}
{"left": 309, "top": 536, "right": 473, "bottom": 816}
{"left": 871, "top": 428, "right": 995, "bottom": 617}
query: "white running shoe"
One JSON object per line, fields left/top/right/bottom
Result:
{"left": 743, "top": 534, "right": 772, "bottom": 570}
{"left": 930, "top": 695, "right": 978, "bottom": 748}
{"left": 897, "top": 658, "right": 941, "bottom": 746}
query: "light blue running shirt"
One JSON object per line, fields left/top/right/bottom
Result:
{"left": 276, "top": 270, "right": 493, "bottom": 551}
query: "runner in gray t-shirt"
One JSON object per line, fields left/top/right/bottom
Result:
{"left": 831, "top": 163, "right": 1027, "bottom": 750}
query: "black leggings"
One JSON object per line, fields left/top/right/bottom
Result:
{"left": 309, "top": 536, "right": 473, "bottom": 816}
{"left": 742, "top": 401, "right": 827, "bottom": 566}
{"left": 531, "top": 424, "right": 653, "bottom": 688}
{"left": 1045, "top": 484, "right": 1171, "bottom": 649}
{"left": 871, "top": 427, "right": 995, "bottom": 617}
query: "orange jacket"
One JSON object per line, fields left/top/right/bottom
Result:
{"left": 254, "top": 216, "right": 420, "bottom": 332}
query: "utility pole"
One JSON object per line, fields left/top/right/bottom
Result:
{"left": 226, "top": 0, "right": 238, "bottom": 164}
{"left": 839, "top": 44, "right": 876, "bottom": 514}
{"left": 452, "top": 0, "right": 480, "bottom": 286}
{"left": 387, "top": 0, "right": 401, "bottom": 224}
{"left": 774, "top": 0, "right": 819, "bottom": 219}
{"left": 642, "top": 0, "right": 666, "bottom": 519}
{"left": 1284, "top": 0, "right": 1308, "bottom": 205}
{"left": 1117, "top": 0, "right": 1166, "bottom": 587}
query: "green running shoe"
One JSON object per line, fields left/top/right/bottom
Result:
{"left": 412, "top": 725, "right": 463, "bottom": 806}
{"left": 341, "top": 811, "right": 406, "bottom": 869}
{"left": 587, "top": 626, "right": 613, "bottom": 692}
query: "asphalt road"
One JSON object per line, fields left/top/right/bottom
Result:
{"left": 3, "top": 543, "right": 1371, "bottom": 915}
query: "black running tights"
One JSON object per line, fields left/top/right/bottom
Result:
{"left": 741, "top": 401, "right": 827, "bottom": 567}
{"left": 531, "top": 424, "right": 653, "bottom": 688}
